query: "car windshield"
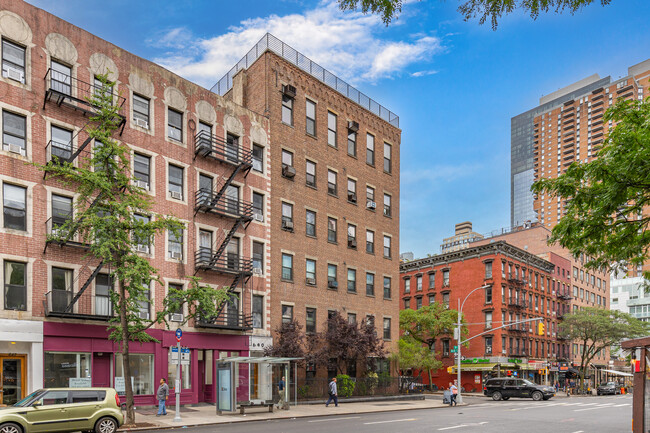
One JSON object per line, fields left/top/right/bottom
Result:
{"left": 601, "top": 382, "right": 616, "bottom": 386}
{"left": 14, "top": 390, "right": 45, "bottom": 407}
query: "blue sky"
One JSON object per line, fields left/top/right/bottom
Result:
{"left": 27, "top": 0, "right": 650, "bottom": 259}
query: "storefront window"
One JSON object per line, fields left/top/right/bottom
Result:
{"left": 115, "top": 353, "right": 154, "bottom": 395}
{"left": 44, "top": 352, "right": 91, "bottom": 388}
{"left": 168, "top": 348, "right": 191, "bottom": 390}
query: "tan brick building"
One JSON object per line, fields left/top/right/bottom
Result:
{"left": 0, "top": 0, "right": 271, "bottom": 406}
{"left": 218, "top": 34, "right": 401, "bottom": 377}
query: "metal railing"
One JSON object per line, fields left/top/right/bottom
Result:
{"left": 45, "top": 290, "right": 113, "bottom": 319}
{"left": 195, "top": 188, "right": 254, "bottom": 220}
{"left": 557, "top": 290, "right": 573, "bottom": 300}
{"left": 210, "top": 33, "right": 399, "bottom": 128}
{"left": 507, "top": 298, "right": 527, "bottom": 308}
{"left": 196, "top": 310, "right": 252, "bottom": 331}
{"left": 45, "top": 68, "right": 126, "bottom": 110}
{"left": 296, "top": 376, "right": 399, "bottom": 400}
{"left": 45, "top": 139, "right": 91, "bottom": 165}
{"left": 195, "top": 249, "right": 253, "bottom": 275}
{"left": 194, "top": 131, "right": 253, "bottom": 167}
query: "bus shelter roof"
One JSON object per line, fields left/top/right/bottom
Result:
{"left": 219, "top": 356, "right": 302, "bottom": 364}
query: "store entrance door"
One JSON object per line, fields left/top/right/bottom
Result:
{"left": 0, "top": 355, "right": 26, "bottom": 406}
{"left": 93, "top": 353, "right": 111, "bottom": 388}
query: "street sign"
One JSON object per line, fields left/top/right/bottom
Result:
{"left": 175, "top": 328, "right": 182, "bottom": 342}
{"left": 181, "top": 347, "right": 190, "bottom": 365}
{"left": 171, "top": 346, "right": 179, "bottom": 361}
{"left": 451, "top": 348, "right": 457, "bottom": 353}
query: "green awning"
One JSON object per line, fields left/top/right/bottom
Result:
{"left": 453, "top": 363, "right": 498, "bottom": 372}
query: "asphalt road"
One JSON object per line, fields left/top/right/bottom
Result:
{"left": 170, "top": 395, "right": 632, "bottom": 433}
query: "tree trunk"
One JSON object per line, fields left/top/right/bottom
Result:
{"left": 428, "top": 369, "right": 433, "bottom": 391}
{"left": 119, "top": 280, "right": 136, "bottom": 426}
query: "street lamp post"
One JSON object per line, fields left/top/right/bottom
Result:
{"left": 456, "top": 284, "right": 491, "bottom": 405}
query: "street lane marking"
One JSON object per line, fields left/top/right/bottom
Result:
{"left": 571, "top": 430, "right": 584, "bottom": 432}
{"left": 614, "top": 404, "right": 631, "bottom": 407}
{"left": 574, "top": 404, "right": 616, "bottom": 412}
{"left": 438, "top": 425, "right": 468, "bottom": 430}
{"left": 308, "top": 416, "right": 360, "bottom": 423}
{"left": 364, "top": 418, "right": 417, "bottom": 425}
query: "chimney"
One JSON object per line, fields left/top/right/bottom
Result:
{"left": 455, "top": 221, "right": 473, "bottom": 235}
{"left": 231, "top": 69, "right": 247, "bottom": 106}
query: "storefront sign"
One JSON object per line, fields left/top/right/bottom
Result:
{"left": 250, "top": 336, "right": 273, "bottom": 352}
{"left": 474, "top": 374, "right": 481, "bottom": 384}
{"left": 114, "top": 376, "right": 134, "bottom": 395}
{"left": 462, "top": 358, "right": 490, "bottom": 364}
{"left": 69, "top": 377, "right": 91, "bottom": 388}
{"left": 508, "top": 358, "right": 523, "bottom": 364}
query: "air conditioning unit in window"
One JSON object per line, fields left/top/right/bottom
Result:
{"left": 282, "top": 164, "right": 296, "bottom": 178}
{"left": 136, "top": 244, "right": 150, "bottom": 254}
{"left": 253, "top": 267, "right": 263, "bottom": 275}
{"left": 135, "top": 180, "right": 149, "bottom": 190}
{"left": 486, "top": 347, "right": 492, "bottom": 354}
{"left": 366, "top": 200, "right": 376, "bottom": 210}
{"left": 281, "top": 219, "right": 294, "bottom": 231}
{"left": 383, "top": 207, "right": 391, "bottom": 217}
{"left": 282, "top": 84, "right": 297, "bottom": 98}
{"left": 134, "top": 118, "right": 149, "bottom": 129}
{"left": 306, "top": 278, "right": 316, "bottom": 285}
{"left": 502, "top": 349, "right": 506, "bottom": 354}
{"left": 170, "top": 191, "right": 182, "bottom": 200}
{"left": 138, "top": 311, "right": 150, "bottom": 320}
{"left": 328, "top": 280, "right": 338, "bottom": 289}
{"left": 3, "top": 67, "right": 24, "bottom": 83}
{"left": 170, "top": 251, "right": 182, "bottom": 260}
{"left": 170, "top": 313, "right": 184, "bottom": 322}
{"left": 348, "top": 192, "right": 357, "bottom": 202}
{"left": 348, "top": 238, "right": 357, "bottom": 248}
{"left": 7, "top": 143, "right": 23, "bottom": 155}
{"left": 348, "top": 120, "right": 359, "bottom": 132}
{"left": 253, "top": 213, "right": 264, "bottom": 222}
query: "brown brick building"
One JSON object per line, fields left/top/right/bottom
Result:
{"left": 218, "top": 34, "right": 401, "bottom": 377}
{"left": 0, "top": 0, "right": 271, "bottom": 406}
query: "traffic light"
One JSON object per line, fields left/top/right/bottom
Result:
{"left": 538, "top": 322, "right": 545, "bottom": 335}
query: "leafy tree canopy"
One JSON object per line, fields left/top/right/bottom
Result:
{"left": 532, "top": 98, "right": 650, "bottom": 280}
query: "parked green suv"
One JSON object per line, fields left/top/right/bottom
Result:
{"left": 0, "top": 388, "right": 123, "bottom": 433}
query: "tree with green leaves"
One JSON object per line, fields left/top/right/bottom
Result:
{"left": 39, "top": 74, "right": 230, "bottom": 426}
{"left": 559, "top": 308, "right": 649, "bottom": 391}
{"left": 532, "top": 98, "right": 650, "bottom": 280}
{"left": 338, "top": 0, "right": 612, "bottom": 29}
{"left": 396, "top": 302, "right": 464, "bottom": 389}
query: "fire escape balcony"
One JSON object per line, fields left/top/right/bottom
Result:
{"left": 507, "top": 273, "right": 526, "bottom": 285}
{"left": 508, "top": 349, "right": 527, "bottom": 358}
{"left": 43, "top": 68, "right": 126, "bottom": 132}
{"left": 44, "top": 290, "right": 112, "bottom": 321}
{"left": 557, "top": 291, "right": 572, "bottom": 300}
{"left": 508, "top": 325, "right": 530, "bottom": 334}
{"left": 195, "top": 310, "right": 253, "bottom": 331}
{"left": 45, "top": 138, "right": 92, "bottom": 166}
{"left": 193, "top": 131, "right": 253, "bottom": 170}
{"left": 195, "top": 189, "right": 254, "bottom": 221}
{"left": 45, "top": 217, "right": 90, "bottom": 250}
{"left": 508, "top": 298, "right": 527, "bottom": 309}
{"left": 195, "top": 249, "right": 253, "bottom": 276}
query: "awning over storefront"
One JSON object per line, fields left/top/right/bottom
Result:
{"left": 219, "top": 356, "right": 302, "bottom": 364}
{"left": 601, "top": 369, "right": 633, "bottom": 377}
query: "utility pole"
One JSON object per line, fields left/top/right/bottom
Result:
{"left": 174, "top": 328, "right": 182, "bottom": 422}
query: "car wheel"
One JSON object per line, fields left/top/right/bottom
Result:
{"left": 95, "top": 417, "right": 117, "bottom": 433}
{"left": 502, "top": 397, "right": 510, "bottom": 400}
{"left": 0, "top": 423, "right": 23, "bottom": 433}
{"left": 492, "top": 391, "right": 502, "bottom": 401}
{"left": 532, "top": 391, "right": 543, "bottom": 401}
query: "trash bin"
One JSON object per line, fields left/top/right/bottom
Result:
{"left": 443, "top": 390, "right": 452, "bottom": 405}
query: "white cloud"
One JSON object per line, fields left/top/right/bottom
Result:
{"left": 411, "top": 69, "right": 438, "bottom": 77}
{"left": 151, "top": 1, "right": 443, "bottom": 88}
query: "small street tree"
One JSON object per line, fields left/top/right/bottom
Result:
{"left": 397, "top": 302, "right": 464, "bottom": 388}
{"left": 264, "top": 319, "right": 306, "bottom": 361}
{"left": 38, "top": 74, "right": 229, "bottom": 426}
{"left": 559, "top": 308, "right": 649, "bottom": 391}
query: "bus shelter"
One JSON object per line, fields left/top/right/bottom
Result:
{"left": 621, "top": 336, "right": 650, "bottom": 433}
{"left": 215, "top": 356, "right": 301, "bottom": 414}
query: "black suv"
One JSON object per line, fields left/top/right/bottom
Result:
{"left": 483, "top": 378, "right": 555, "bottom": 401}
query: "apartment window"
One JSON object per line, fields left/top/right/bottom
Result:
{"left": 383, "top": 142, "right": 392, "bottom": 173}
{"left": 168, "top": 283, "right": 184, "bottom": 318}
{"left": 282, "top": 254, "right": 293, "bottom": 281}
{"left": 328, "top": 264, "right": 337, "bottom": 285}
{"left": 442, "top": 339, "right": 450, "bottom": 356}
{"left": 348, "top": 313, "right": 356, "bottom": 324}
{"left": 347, "top": 268, "right": 356, "bottom": 293}
{"left": 252, "top": 241, "right": 264, "bottom": 274}
{"left": 282, "top": 304, "right": 293, "bottom": 323}
{"left": 51, "top": 194, "right": 72, "bottom": 229}
{"left": 281, "top": 202, "right": 293, "bottom": 230}
{"left": 133, "top": 214, "right": 151, "bottom": 251}
{"left": 94, "top": 76, "right": 113, "bottom": 101}
{"left": 442, "top": 292, "right": 450, "bottom": 308}
{"left": 443, "top": 270, "right": 450, "bottom": 287}
{"left": 306, "top": 99, "right": 316, "bottom": 136}
{"left": 366, "top": 273, "right": 375, "bottom": 296}
{"left": 306, "top": 308, "right": 316, "bottom": 333}
{"left": 347, "top": 129, "right": 357, "bottom": 157}
{"left": 168, "top": 164, "right": 184, "bottom": 200}
{"left": 347, "top": 178, "right": 357, "bottom": 203}
{"left": 416, "top": 296, "right": 423, "bottom": 309}
{"left": 168, "top": 230, "right": 183, "bottom": 259}
{"left": 252, "top": 295, "right": 263, "bottom": 329}
{"left": 428, "top": 294, "right": 435, "bottom": 305}
{"left": 306, "top": 210, "right": 316, "bottom": 237}
{"left": 366, "top": 230, "right": 374, "bottom": 254}
{"left": 133, "top": 153, "right": 150, "bottom": 189}
{"left": 383, "top": 318, "right": 391, "bottom": 340}
{"left": 167, "top": 108, "right": 182, "bottom": 142}
{"left": 132, "top": 94, "right": 150, "bottom": 128}
{"left": 281, "top": 94, "right": 293, "bottom": 126}
{"left": 252, "top": 144, "right": 264, "bottom": 172}
{"left": 383, "top": 193, "right": 392, "bottom": 217}
{"left": 404, "top": 278, "right": 411, "bottom": 293}
{"left": 252, "top": 192, "right": 264, "bottom": 221}
{"left": 2, "top": 111, "right": 26, "bottom": 154}
{"left": 306, "top": 259, "right": 316, "bottom": 284}
{"left": 327, "top": 111, "right": 337, "bottom": 147}
{"left": 383, "top": 277, "right": 391, "bottom": 299}
{"left": 282, "top": 149, "right": 293, "bottom": 169}
{"left": 3, "top": 183, "right": 26, "bottom": 231}
{"left": 404, "top": 298, "right": 410, "bottom": 309}
{"left": 485, "top": 311, "right": 493, "bottom": 329}
{"left": 485, "top": 337, "right": 493, "bottom": 354}
{"left": 50, "top": 60, "right": 71, "bottom": 95}
{"left": 327, "top": 217, "right": 337, "bottom": 243}
{"left": 501, "top": 262, "right": 506, "bottom": 278}
{"left": 306, "top": 160, "right": 316, "bottom": 187}
{"left": 50, "top": 125, "right": 72, "bottom": 162}
{"left": 383, "top": 235, "right": 391, "bottom": 258}
{"left": 366, "top": 186, "right": 375, "bottom": 209}
{"left": 428, "top": 272, "right": 435, "bottom": 289}
{"left": 51, "top": 267, "right": 73, "bottom": 313}
{"left": 347, "top": 224, "right": 356, "bottom": 248}
{"left": 4, "top": 261, "right": 26, "bottom": 311}
{"left": 2, "top": 39, "right": 26, "bottom": 83}
{"left": 416, "top": 275, "right": 422, "bottom": 291}
{"left": 327, "top": 170, "right": 337, "bottom": 196}
{"left": 485, "top": 286, "right": 492, "bottom": 304}
{"left": 362, "top": 133, "right": 375, "bottom": 166}
{"left": 485, "top": 261, "right": 493, "bottom": 279}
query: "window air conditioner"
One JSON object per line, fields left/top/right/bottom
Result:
{"left": 366, "top": 201, "right": 376, "bottom": 209}
{"left": 348, "top": 238, "right": 357, "bottom": 248}
{"left": 282, "top": 84, "right": 297, "bottom": 98}
{"left": 135, "top": 180, "right": 149, "bottom": 190}
{"left": 170, "top": 190, "right": 183, "bottom": 200}
{"left": 7, "top": 143, "right": 24, "bottom": 155}
{"left": 134, "top": 118, "right": 149, "bottom": 129}
{"left": 253, "top": 213, "right": 264, "bottom": 222}
{"left": 282, "top": 164, "right": 296, "bottom": 178}
{"left": 348, "top": 121, "right": 359, "bottom": 132}
{"left": 3, "top": 67, "right": 24, "bottom": 83}
{"left": 348, "top": 192, "right": 357, "bottom": 202}
{"left": 170, "top": 251, "right": 182, "bottom": 260}
{"left": 383, "top": 207, "right": 391, "bottom": 217}
{"left": 328, "top": 280, "right": 338, "bottom": 289}
{"left": 281, "top": 219, "right": 294, "bottom": 231}
{"left": 136, "top": 244, "right": 150, "bottom": 254}
{"left": 253, "top": 267, "right": 263, "bottom": 275}
{"left": 306, "top": 278, "right": 316, "bottom": 285}
{"left": 138, "top": 311, "right": 150, "bottom": 320}
{"left": 170, "top": 313, "right": 184, "bottom": 322}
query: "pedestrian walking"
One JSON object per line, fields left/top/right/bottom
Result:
{"left": 156, "top": 378, "right": 169, "bottom": 416}
{"left": 449, "top": 382, "right": 458, "bottom": 407}
{"left": 277, "top": 376, "right": 286, "bottom": 409}
{"left": 325, "top": 377, "right": 338, "bottom": 407}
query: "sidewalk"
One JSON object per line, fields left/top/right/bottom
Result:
{"left": 120, "top": 398, "right": 455, "bottom": 431}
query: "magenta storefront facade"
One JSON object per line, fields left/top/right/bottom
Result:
{"left": 43, "top": 322, "right": 249, "bottom": 406}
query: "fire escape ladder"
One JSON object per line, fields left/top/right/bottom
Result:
{"left": 64, "top": 261, "right": 104, "bottom": 313}
{"left": 208, "top": 218, "right": 245, "bottom": 267}
{"left": 209, "top": 165, "right": 243, "bottom": 208}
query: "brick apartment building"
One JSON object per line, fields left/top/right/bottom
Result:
{"left": 216, "top": 34, "right": 402, "bottom": 378}
{"left": 400, "top": 241, "right": 567, "bottom": 391}
{"left": 0, "top": 1, "right": 271, "bottom": 406}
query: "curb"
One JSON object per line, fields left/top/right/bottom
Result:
{"left": 118, "top": 402, "right": 463, "bottom": 431}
